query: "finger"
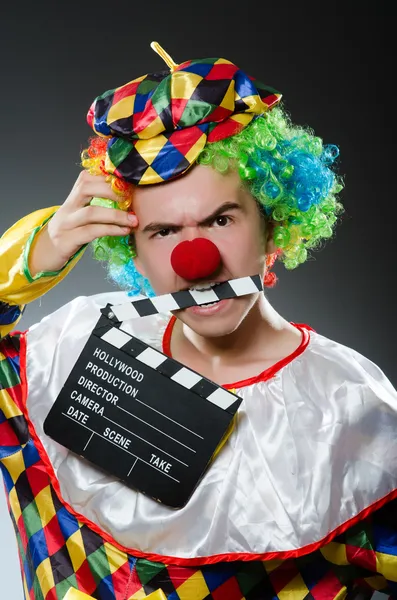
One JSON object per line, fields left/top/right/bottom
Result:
{"left": 67, "top": 205, "right": 138, "bottom": 230}
{"left": 65, "top": 172, "right": 129, "bottom": 209}
{"left": 73, "top": 223, "right": 134, "bottom": 246}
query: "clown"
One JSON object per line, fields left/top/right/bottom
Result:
{"left": 1, "top": 42, "right": 397, "bottom": 600}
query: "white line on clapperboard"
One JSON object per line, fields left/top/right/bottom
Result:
{"left": 61, "top": 412, "right": 180, "bottom": 483}
{"left": 83, "top": 432, "right": 94, "bottom": 451}
{"left": 102, "top": 414, "right": 189, "bottom": 467}
{"left": 116, "top": 405, "right": 196, "bottom": 453}
{"left": 128, "top": 458, "right": 138, "bottom": 477}
{"left": 131, "top": 396, "right": 204, "bottom": 439}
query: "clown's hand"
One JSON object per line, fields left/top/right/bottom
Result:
{"left": 29, "top": 171, "right": 138, "bottom": 277}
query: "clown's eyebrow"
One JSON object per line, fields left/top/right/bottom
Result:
{"left": 142, "top": 202, "right": 243, "bottom": 233}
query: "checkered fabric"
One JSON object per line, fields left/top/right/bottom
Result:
{"left": 86, "top": 58, "right": 281, "bottom": 185}
{"left": 1, "top": 332, "right": 397, "bottom": 599}
{"left": 0, "top": 300, "right": 23, "bottom": 329}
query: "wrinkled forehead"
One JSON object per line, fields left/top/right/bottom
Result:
{"left": 132, "top": 164, "right": 248, "bottom": 223}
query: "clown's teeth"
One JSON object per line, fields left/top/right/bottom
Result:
{"left": 190, "top": 282, "right": 220, "bottom": 292}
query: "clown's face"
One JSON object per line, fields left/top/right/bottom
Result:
{"left": 133, "top": 164, "right": 274, "bottom": 338}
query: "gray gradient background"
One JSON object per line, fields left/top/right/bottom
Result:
{"left": 0, "top": 2, "right": 395, "bottom": 597}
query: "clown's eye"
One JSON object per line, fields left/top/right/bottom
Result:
{"left": 213, "top": 215, "right": 232, "bottom": 227}
{"left": 154, "top": 228, "right": 173, "bottom": 238}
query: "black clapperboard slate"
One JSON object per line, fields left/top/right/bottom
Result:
{"left": 44, "top": 276, "right": 262, "bottom": 508}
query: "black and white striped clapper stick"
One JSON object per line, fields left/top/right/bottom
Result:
{"left": 94, "top": 317, "right": 241, "bottom": 413}
{"left": 102, "top": 274, "right": 263, "bottom": 323}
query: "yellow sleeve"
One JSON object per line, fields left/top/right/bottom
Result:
{"left": 0, "top": 207, "right": 87, "bottom": 337}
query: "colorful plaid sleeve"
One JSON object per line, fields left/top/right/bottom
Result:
{"left": 0, "top": 301, "right": 26, "bottom": 339}
{"left": 321, "top": 498, "right": 397, "bottom": 597}
{"left": 0, "top": 207, "right": 86, "bottom": 338}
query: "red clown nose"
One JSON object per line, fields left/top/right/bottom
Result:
{"left": 170, "top": 238, "right": 221, "bottom": 281}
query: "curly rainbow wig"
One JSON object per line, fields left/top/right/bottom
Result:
{"left": 82, "top": 105, "right": 343, "bottom": 297}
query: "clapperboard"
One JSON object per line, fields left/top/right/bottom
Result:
{"left": 44, "top": 275, "right": 263, "bottom": 508}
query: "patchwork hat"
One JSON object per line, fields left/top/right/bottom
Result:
{"left": 87, "top": 42, "right": 282, "bottom": 185}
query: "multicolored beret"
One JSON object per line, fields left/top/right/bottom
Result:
{"left": 87, "top": 42, "right": 282, "bottom": 185}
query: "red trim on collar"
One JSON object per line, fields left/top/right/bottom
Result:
{"left": 163, "top": 316, "right": 312, "bottom": 389}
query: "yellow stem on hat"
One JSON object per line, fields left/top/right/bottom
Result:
{"left": 150, "top": 41, "right": 178, "bottom": 72}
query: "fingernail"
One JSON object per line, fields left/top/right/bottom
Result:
{"left": 127, "top": 212, "right": 136, "bottom": 222}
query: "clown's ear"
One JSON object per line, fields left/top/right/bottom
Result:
{"left": 265, "top": 220, "right": 277, "bottom": 255}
